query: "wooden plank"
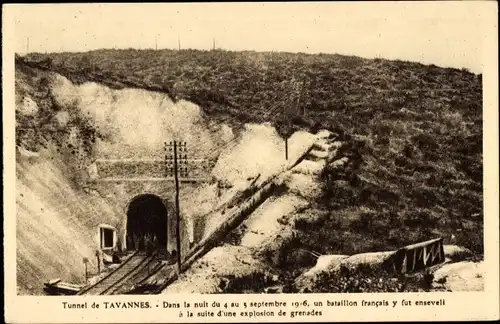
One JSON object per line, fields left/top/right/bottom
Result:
{"left": 54, "top": 283, "right": 84, "bottom": 291}
{"left": 401, "top": 237, "right": 442, "bottom": 251}
{"left": 44, "top": 281, "right": 84, "bottom": 295}
{"left": 46, "top": 278, "right": 61, "bottom": 286}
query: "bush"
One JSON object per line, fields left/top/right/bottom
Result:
{"left": 412, "top": 133, "right": 440, "bottom": 151}
{"left": 312, "top": 264, "right": 440, "bottom": 293}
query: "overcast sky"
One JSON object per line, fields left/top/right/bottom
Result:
{"left": 8, "top": 2, "right": 493, "bottom": 73}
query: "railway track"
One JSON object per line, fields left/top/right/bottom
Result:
{"left": 78, "top": 251, "right": 154, "bottom": 295}
{"left": 109, "top": 253, "right": 167, "bottom": 295}
{"left": 127, "top": 262, "right": 177, "bottom": 295}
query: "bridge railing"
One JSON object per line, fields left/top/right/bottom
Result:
{"left": 385, "top": 238, "right": 445, "bottom": 274}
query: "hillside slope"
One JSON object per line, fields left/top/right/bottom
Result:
{"left": 15, "top": 49, "right": 483, "bottom": 294}
{"left": 15, "top": 62, "right": 240, "bottom": 294}
{"left": 21, "top": 50, "right": 483, "bottom": 255}
{"left": 16, "top": 59, "right": 327, "bottom": 294}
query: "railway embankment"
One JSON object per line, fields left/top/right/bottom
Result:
{"left": 161, "top": 130, "right": 484, "bottom": 294}
{"left": 134, "top": 130, "right": 320, "bottom": 293}
{"left": 162, "top": 131, "right": 342, "bottom": 293}
{"left": 15, "top": 61, "right": 265, "bottom": 294}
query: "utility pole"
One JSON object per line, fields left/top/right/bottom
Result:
{"left": 283, "top": 105, "right": 289, "bottom": 161}
{"left": 165, "top": 141, "right": 189, "bottom": 274}
{"left": 173, "top": 140, "right": 181, "bottom": 274}
{"left": 299, "top": 80, "right": 307, "bottom": 117}
{"left": 285, "top": 137, "right": 288, "bottom": 160}
{"left": 26, "top": 37, "right": 29, "bottom": 54}
{"left": 178, "top": 37, "right": 181, "bottom": 51}
{"left": 155, "top": 35, "right": 158, "bottom": 50}
{"left": 213, "top": 38, "right": 216, "bottom": 50}
{"left": 295, "top": 80, "right": 303, "bottom": 116}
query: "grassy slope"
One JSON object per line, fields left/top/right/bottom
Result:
{"left": 20, "top": 49, "right": 483, "bottom": 256}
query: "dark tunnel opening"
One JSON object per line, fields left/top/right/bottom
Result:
{"left": 126, "top": 194, "right": 168, "bottom": 252}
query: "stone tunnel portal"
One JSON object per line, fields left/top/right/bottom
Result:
{"left": 126, "top": 194, "right": 168, "bottom": 252}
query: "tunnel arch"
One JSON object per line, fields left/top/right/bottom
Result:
{"left": 125, "top": 193, "right": 168, "bottom": 251}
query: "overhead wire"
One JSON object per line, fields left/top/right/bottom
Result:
{"left": 195, "top": 77, "right": 301, "bottom": 157}
{"left": 184, "top": 86, "right": 294, "bottom": 160}
{"left": 153, "top": 73, "right": 302, "bottom": 165}
{"left": 194, "top": 95, "right": 293, "bottom": 160}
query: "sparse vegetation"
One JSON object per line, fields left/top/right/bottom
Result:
{"left": 17, "top": 49, "right": 483, "bottom": 269}
{"left": 307, "top": 264, "right": 447, "bottom": 293}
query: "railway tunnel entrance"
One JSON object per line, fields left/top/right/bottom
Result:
{"left": 126, "top": 194, "right": 168, "bottom": 252}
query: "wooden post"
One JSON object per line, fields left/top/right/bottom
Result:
{"left": 83, "top": 257, "right": 89, "bottom": 283}
{"left": 95, "top": 251, "right": 101, "bottom": 274}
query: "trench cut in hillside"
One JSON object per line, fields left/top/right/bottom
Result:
{"left": 15, "top": 50, "right": 483, "bottom": 295}
{"left": 126, "top": 194, "right": 169, "bottom": 252}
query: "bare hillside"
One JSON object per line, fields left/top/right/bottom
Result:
{"left": 15, "top": 49, "right": 483, "bottom": 294}
{"left": 20, "top": 50, "right": 483, "bottom": 255}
